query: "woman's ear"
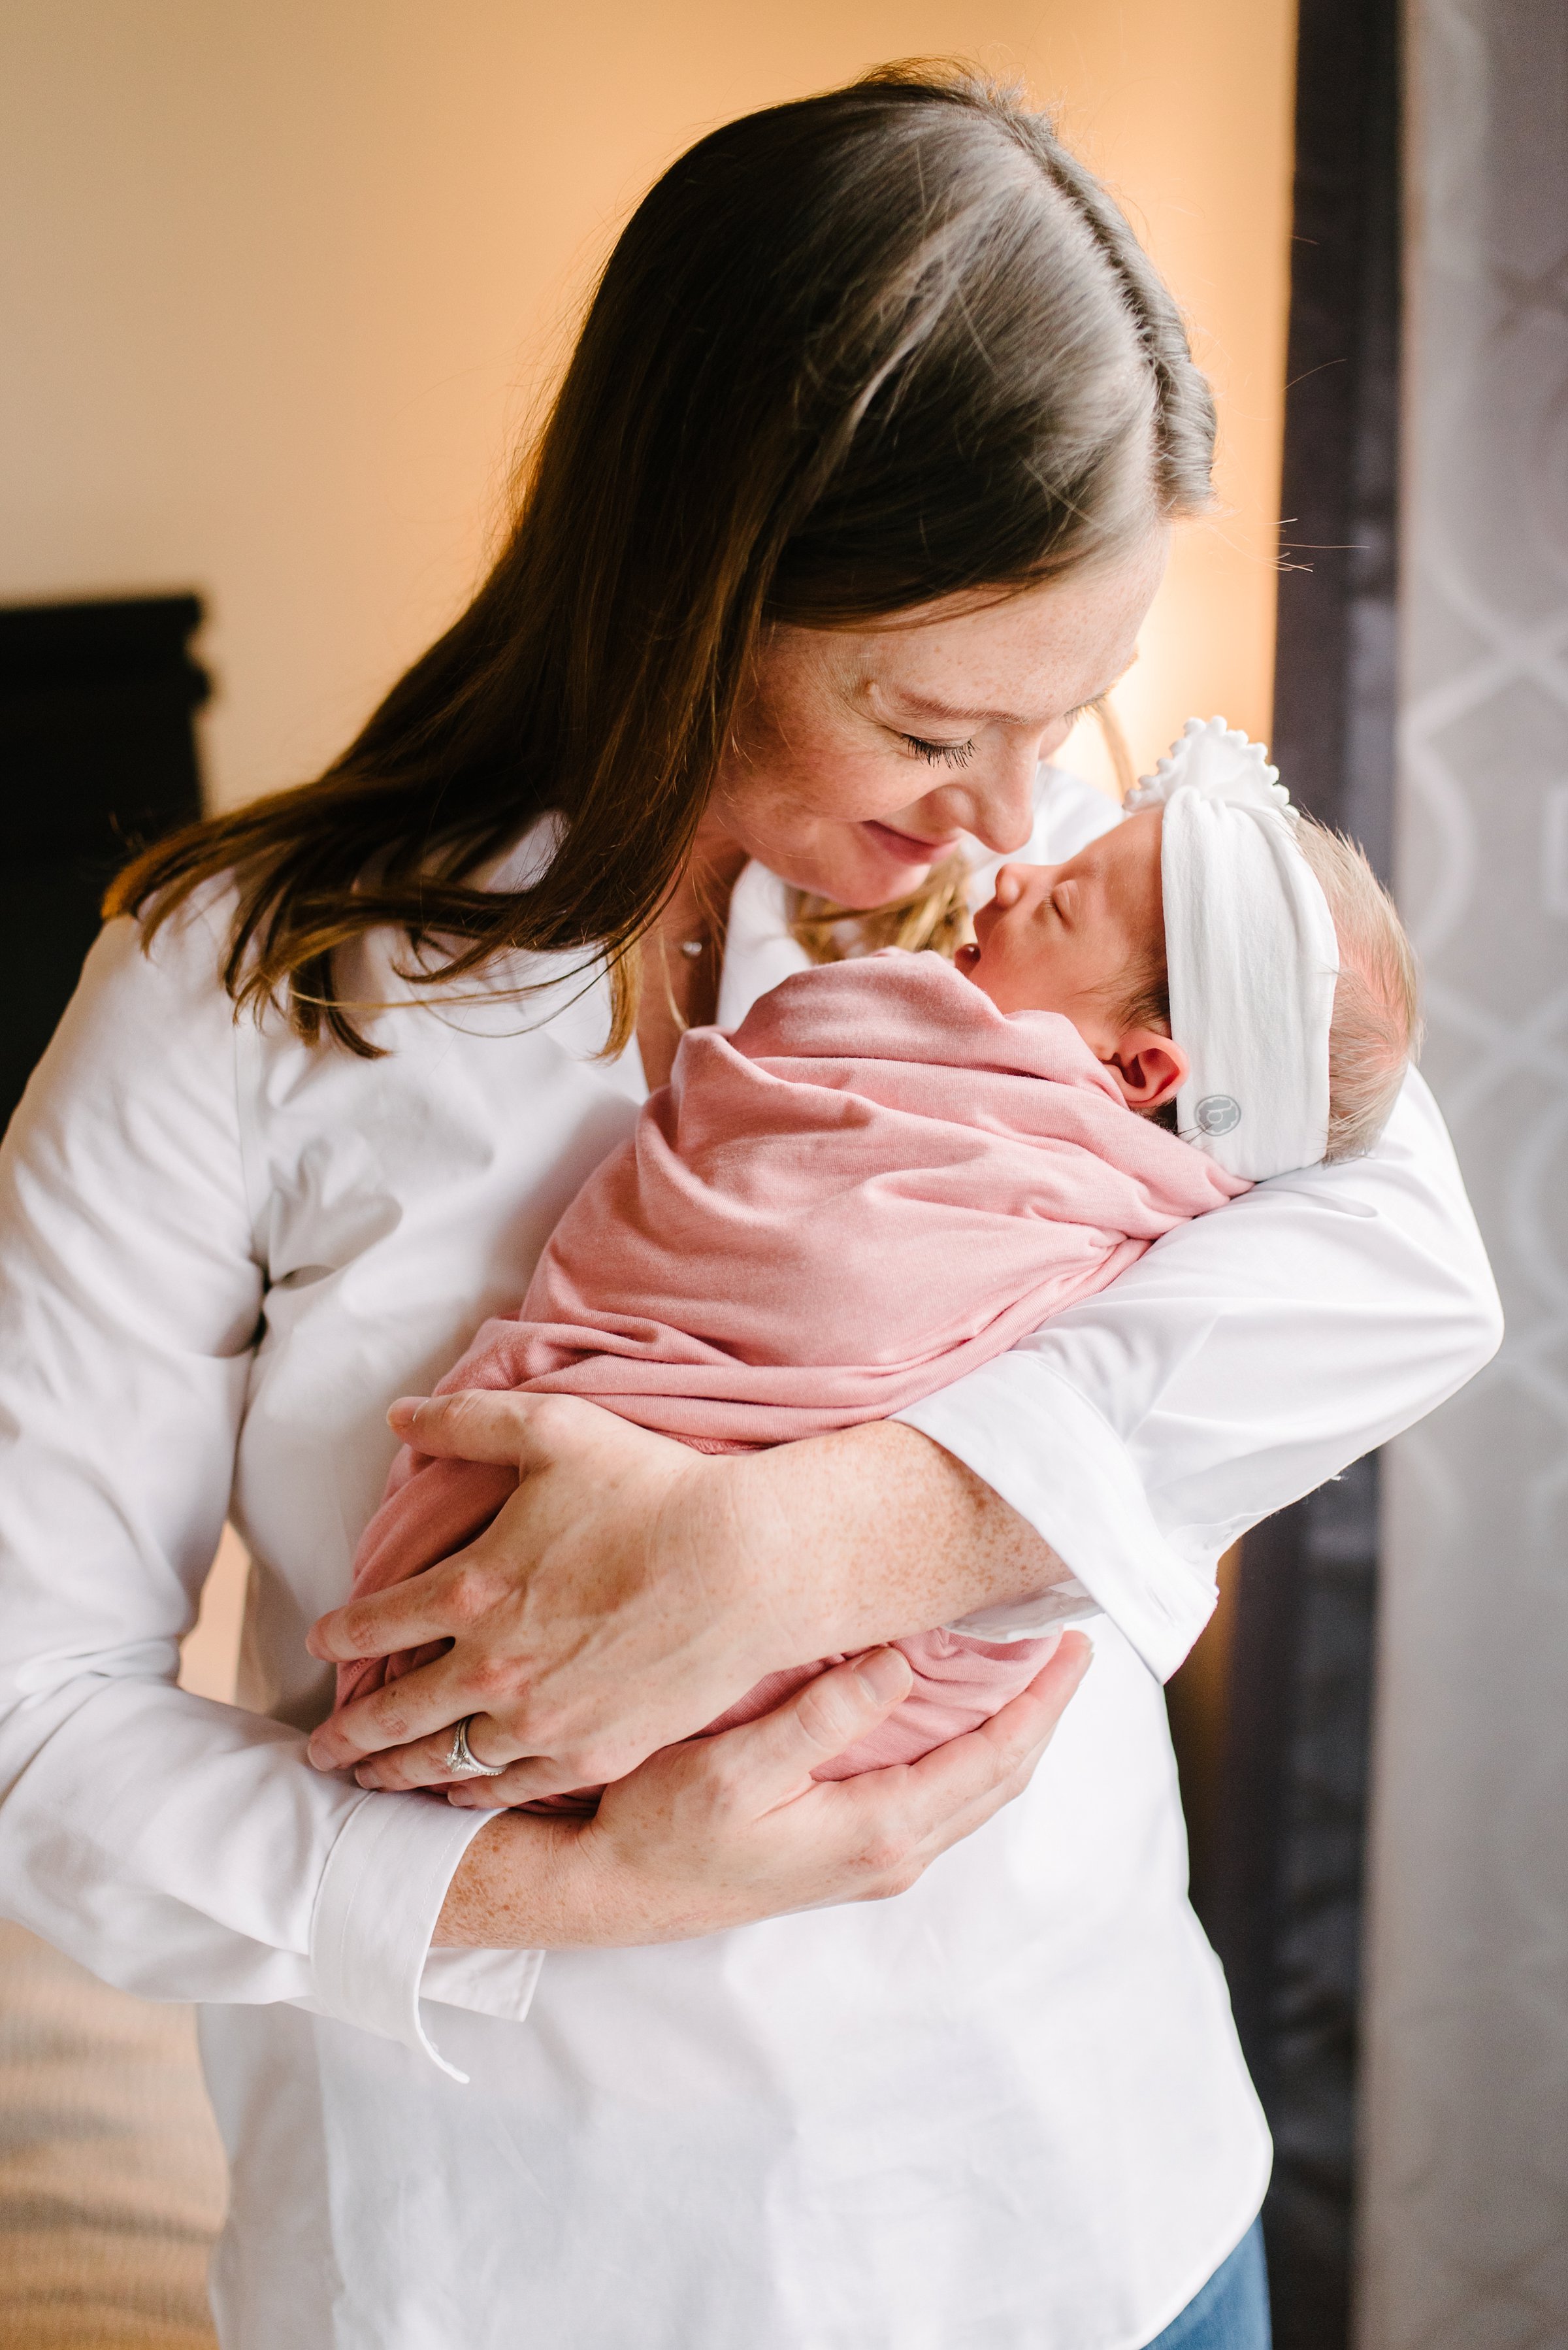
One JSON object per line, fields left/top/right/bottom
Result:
{"left": 1102, "top": 1027, "right": 1188, "bottom": 1112}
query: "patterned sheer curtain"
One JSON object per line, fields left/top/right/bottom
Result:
{"left": 1358, "top": 2, "right": 1568, "bottom": 2342}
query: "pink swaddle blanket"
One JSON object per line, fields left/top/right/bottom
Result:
{"left": 337, "top": 952, "right": 1245, "bottom": 1797}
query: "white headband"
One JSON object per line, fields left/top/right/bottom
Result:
{"left": 1124, "top": 717, "right": 1339, "bottom": 1180}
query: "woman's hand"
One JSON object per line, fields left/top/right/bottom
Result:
{"left": 434, "top": 1634, "right": 1092, "bottom": 1949}
{"left": 306, "top": 1388, "right": 1070, "bottom": 1805}
{"left": 308, "top": 1392, "right": 785, "bottom": 1801}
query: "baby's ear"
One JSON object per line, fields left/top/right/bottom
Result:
{"left": 1103, "top": 1027, "right": 1188, "bottom": 1112}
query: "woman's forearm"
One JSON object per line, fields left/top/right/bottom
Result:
{"left": 730, "top": 1420, "right": 1070, "bottom": 1661}
{"left": 432, "top": 1641, "right": 1090, "bottom": 1949}
{"left": 429, "top": 1654, "right": 921, "bottom": 1951}
{"left": 309, "top": 1392, "right": 1071, "bottom": 1802}
{"left": 433, "top": 1812, "right": 585, "bottom": 1947}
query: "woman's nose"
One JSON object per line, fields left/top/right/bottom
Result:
{"left": 962, "top": 751, "right": 1044, "bottom": 855}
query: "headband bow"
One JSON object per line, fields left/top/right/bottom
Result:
{"left": 1125, "top": 717, "right": 1339, "bottom": 1180}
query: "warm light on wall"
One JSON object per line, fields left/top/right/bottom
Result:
{"left": 0, "top": 3, "right": 1296, "bottom": 811}
{"left": 1030, "top": 8, "right": 1298, "bottom": 787}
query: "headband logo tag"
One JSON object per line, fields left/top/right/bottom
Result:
{"left": 1194, "top": 1093, "right": 1241, "bottom": 1137}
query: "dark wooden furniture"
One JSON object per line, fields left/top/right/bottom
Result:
{"left": 0, "top": 595, "right": 208, "bottom": 1133}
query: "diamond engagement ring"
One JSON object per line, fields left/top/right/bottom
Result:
{"left": 443, "top": 1716, "right": 508, "bottom": 1779}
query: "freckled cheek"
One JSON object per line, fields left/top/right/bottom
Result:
{"left": 795, "top": 748, "right": 931, "bottom": 829}
{"left": 745, "top": 695, "right": 857, "bottom": 792}
{"left": 730, "top": 767, "right": 903, "bottom": 876}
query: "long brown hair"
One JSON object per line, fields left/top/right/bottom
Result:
{"left": 110, "top": 63, "right": 1215, "bottom": 1056}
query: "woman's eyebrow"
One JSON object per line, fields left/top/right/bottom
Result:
{"left": 881, "top": 673, "right": 1134, "bottom": 729}
{"left": 887, "top": 689, "right": 1034, "bottom": 727}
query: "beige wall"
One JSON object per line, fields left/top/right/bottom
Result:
{"left": 1, "top": 2, "right": 1296, "bottom": 811}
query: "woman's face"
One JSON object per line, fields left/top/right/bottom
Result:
{"left": 707, "top": 529, "right": 1169, "bottom": 906}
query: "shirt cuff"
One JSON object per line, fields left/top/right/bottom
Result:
{"left": 308, "top": 1788, "right": 505, "bottom": 2081}
{"left": 896, "top": 1353, "right": 1217, "bottom": 1681}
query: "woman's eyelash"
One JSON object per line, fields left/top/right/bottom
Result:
{"left": 900, "top": 733, "right": 977, "bottom": 769}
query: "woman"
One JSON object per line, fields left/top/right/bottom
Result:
{"left": 0, "top": 69, "right": 1496, "bottom": 2350}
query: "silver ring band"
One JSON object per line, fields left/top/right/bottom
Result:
{"left": 443, "top": 1715, "right": 507, "bottom": 1779}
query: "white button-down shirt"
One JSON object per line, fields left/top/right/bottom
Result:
{"left": 0, "top": 770, "right": 1499, "bottom": 2349}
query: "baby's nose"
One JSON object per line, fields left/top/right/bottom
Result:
{"left": 993, "top": 860, "right": 1051, "bottom": 906}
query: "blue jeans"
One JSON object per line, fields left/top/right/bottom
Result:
{"left": 1144, "top": 2219, "right": 1272, "bottom": 2349}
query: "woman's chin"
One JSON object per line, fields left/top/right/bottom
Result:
{"left": 784, "top": 853, "right": 936, "bottom": 908}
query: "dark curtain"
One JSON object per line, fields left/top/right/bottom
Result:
{"left": 1198, "top": 3, "right": 1403, "bottom": 2343}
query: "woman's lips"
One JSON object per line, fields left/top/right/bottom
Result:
{"left": 862, "top": 819, "right": 960, "bottom": 864}
{"left": 954, "top": 942, "right": 981, "bottom": 974}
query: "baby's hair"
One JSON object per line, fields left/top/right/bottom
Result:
{"left": 1109, "top": 812, "right": 1419, "bottom": 1161}
{"left": 1294, "top": 817, "right": 1420, "bottom": 1161}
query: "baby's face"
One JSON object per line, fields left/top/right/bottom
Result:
{"left": 958, "top": 808, "right": 1166, "bottom": 1025}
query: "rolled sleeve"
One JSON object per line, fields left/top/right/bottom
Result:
{"left": 901, "top": 1070, "right": 1501, "bottom": 1681}
{"left": 308, "top": 1789, "right": 523, "bottom": 2080}
{"left": 900, "top": 1355, "right": 1213, "bottom": 1678}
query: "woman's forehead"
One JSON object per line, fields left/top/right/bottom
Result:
{"left": 843, "top": 537, "right": 1168, "bottom": 714}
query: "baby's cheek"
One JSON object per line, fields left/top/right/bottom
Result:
{"left": 975, "top": 954, "right": 1035, "bottom": 1014}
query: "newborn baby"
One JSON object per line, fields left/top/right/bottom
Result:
{"left": 337, "top": 720, "right": 1418, "bottom": 1798}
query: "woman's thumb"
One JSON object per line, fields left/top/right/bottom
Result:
{"left": 789, "top": 1647, "right": 915, "bottom": 1767}
{"left": 387, "top": 1389, "right": 551, "bottom": 1465}
{"left": 850, "top": 1647, "right": 914, "bottom": 1710}
{"left": 718, "top": 1647, "right": 914, "bottom": 1800}
{"left": 795, "top": 1649, "right": 914, "bottom": 1762}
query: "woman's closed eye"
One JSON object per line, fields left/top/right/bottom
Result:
{"left": 899, "top": 732, "right": 977, "bottom": 769}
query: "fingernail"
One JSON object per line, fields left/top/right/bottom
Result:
{"left": 387, "top": 1395, "right": 426, "bottom": 1427}
{"left": 855, "top": 1647, "right": 911, "bottom": 1704}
